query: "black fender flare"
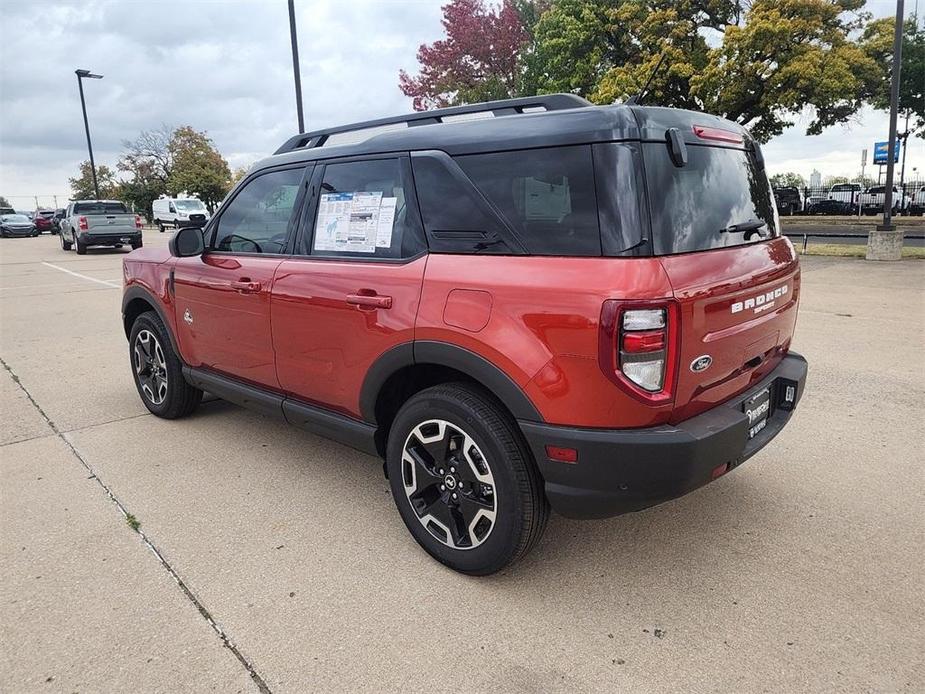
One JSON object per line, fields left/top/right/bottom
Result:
{"left": 122, "top": 285, "right": 181, "bottom": 356}
{"left": 359, "top": 340, "right": 543, "bottom": 424}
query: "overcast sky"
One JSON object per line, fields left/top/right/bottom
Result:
{"left": 0, "top": 0, "right": 921, "bottom": 208}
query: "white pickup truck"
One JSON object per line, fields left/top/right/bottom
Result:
{"left": 59, "top": 200, "right": 143, "bottom": 254}
{"left": 858, "top": 186, "right": 909, "bottom": 216}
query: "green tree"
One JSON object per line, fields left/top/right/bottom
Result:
{"left": 117, "top": 126, "right": 177, "bottom": 221}
{"left": 167, "top": 126, "right": 231, "bottom": 212}
{"left": 69, "top": 161, "right": 119, "bottom": 200}
{"left": 862, "top": 14, "right": 925, "bottom": 138}
{"left": 591, "top": 0, "right": 881, "bottom": 142}
{"left": 524, "top": 0, "right": 623, "bottom": 96}
{"left": 769, "top": 172, "right": 807, "bottom": 188}
{"left": 0, "top": 195, "right": 11, "bottom": 208}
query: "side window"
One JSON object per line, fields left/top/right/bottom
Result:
{"left": 169, "top": 203, "right": 177, "bottom": 214}
{"left": 411, "top": 152, "right": 518, "bottom": 254}
{"left": 307, "top": 158, "right": 424, "bottom": 259}
{"left": 213, "top": 168, "right": 305, "bottom": 254}
{"left": 455, "top": 145, "right": 601, "bottom": 256}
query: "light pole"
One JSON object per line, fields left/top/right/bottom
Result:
{"left": 75, "top": 69, "right": 103, "bottom": 199}
{"left": 288, "top": 0, "right": 305, "bottom": 134}
{"left": 878, "top": 0, "right": 903, "bottom": 231}
{"left": 868, "top": 0, "right": 905, "bottom": 260}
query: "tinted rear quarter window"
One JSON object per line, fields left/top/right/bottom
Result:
{"left": 643, "top": 143, "right": 777, "bottom": 255}
{"left": 455, "top": 145, "right": 601, "bottom": 256}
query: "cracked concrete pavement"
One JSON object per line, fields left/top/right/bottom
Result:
{"left": 1, "top": 232, "right": 922, "bottom": 692}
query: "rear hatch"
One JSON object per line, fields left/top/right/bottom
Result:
{"left": 638, "top": 122, "right": 800, "bottom": 423}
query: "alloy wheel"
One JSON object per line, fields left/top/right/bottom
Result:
{"left": 133, "top": 329, "right": 168, "bottom": 405}
{"left": 401, "top": 419, "right": 497, "bottom": 550}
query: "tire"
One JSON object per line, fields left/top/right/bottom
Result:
{"left": 129, "top": 311, "right": 202, "bottom": 419}
{"left": 131, "top": 238, "right": 143, "bottom": 250}
{"left": 386, "top": 382, "right": 549, "bottom": 575}
{"left": 75, "top": 235, "right": 86, "bottom": 254}
{"left": 157, "top": 220, "right": 165, "bottom": 233}
{"left": 60, "top": 233, "right": 72, "bottom": 251}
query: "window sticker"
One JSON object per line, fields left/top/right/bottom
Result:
{"left": 314, "top": 191, "right": 396, "bottom": 253}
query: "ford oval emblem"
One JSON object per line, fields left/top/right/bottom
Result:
{"left": 690, "top": 355, "right": 712, "bottom": 373}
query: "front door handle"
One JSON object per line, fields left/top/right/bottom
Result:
{"left": 346, "top": 292, "right": 392, "bottom": 309}
{"left": 230, "top": 279, "right": 261, "bottom": 293}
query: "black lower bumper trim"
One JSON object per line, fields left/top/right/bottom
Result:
{"left": 519, "top": 352, "right": 808, "bottom": 519}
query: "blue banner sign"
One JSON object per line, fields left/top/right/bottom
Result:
{"left": 873, "top": 140, "right": 900, "bottom": 165}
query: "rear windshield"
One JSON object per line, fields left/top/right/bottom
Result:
{"left": 831, "top": 184, "right": 859, "bottom": 192}
{"left": 642, "top": 143, "right": 777, "bottom": 255}
{"left": 73, "top": 202, "right": 128, "bottom": 214}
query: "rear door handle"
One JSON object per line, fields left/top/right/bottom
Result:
{"left": 346, "top": 292, "right": 392, "bottom": 309}
{"left": 230, "top": 279, "right": 261, "bottom": 293}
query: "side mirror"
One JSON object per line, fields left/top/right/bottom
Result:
{"left": 169, "top": 226, "right": 205, "bottom": 257}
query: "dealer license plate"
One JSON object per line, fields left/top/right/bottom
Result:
{"left": 743, "top": 386, "right": 771, "bottom": 439}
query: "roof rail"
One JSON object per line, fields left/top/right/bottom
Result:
{"left": 273, "top": 93, "right": 593, "bottom": 155}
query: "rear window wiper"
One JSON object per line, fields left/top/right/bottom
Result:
{"left": 720, "top": 219, "right": 767, "bottom": 236}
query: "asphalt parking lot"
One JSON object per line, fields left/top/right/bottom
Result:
{"left": 1, "top": 231, "right": 923, "bottom": 693}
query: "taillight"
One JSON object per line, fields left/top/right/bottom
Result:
{"left": 78, "top": 216, "right": 88, "bottom": 230}
{"left": 599, "top": 301, "right": 679, "bottom": 404}
{"left": 134, "top": 214, "right": 143, "bottom": 229}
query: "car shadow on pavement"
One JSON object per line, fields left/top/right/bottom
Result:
{"left": 185, "top": 397, "right": 776, "bottom": 591}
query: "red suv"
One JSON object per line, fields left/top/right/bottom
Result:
{"left": 122, "top": 95, "right": 807, "bottom": 575}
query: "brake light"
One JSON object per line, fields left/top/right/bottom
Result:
{"left": 78, "top": 216, "right": 88, "bottom": 230}
{"left": 692, "top": 125, "right": 743, "bottom": 144}
{"left": 134, "top": 214, "right": 143, "bottom": 229}
{"left": 599, "top": 301, "right": 679, "bottom": 404}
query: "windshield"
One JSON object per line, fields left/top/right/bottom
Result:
{"left": 1, "top": 214, "right": 31, "bottom": 223}
{"left": 174, "top": 199, "right": 206, "bottom": 211}
{"left": 73, "top": 202, "right": 128, "bottom": 214}
{"left": 642, "top": 144, "right": 777, "bottom": 255}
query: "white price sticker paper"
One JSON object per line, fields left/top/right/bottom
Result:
{"left": 314, "top": 191, "right": 396, "bottom": 254}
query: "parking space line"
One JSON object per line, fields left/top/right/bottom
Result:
{"left": 40, "top": 261, "right": 122, "bottom": 288}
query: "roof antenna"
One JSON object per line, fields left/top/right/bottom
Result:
{"left": 624, "top": 51, "right": 668, "bottom": 106}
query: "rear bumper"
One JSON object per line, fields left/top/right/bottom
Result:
{"left": 519, "top": 352, "right": 808, "bottom": 519}
{"left": 81, "top": 231, "right": 141, "bottom": 245}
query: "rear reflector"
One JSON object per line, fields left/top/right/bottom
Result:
{"left": 693, "top": 125, "right": 744, "bottom": 144}
{"left": 711, "top": 463, "right": 729, "bottom": 480}
{"left": 545, "top": 445, "right": 578, "bottom": 464}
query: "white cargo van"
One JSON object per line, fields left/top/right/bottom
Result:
{"left": 152, "top": 197, "right": 210, "bottom": 232}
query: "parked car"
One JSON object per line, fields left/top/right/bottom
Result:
{"left": 859, "top": 186, "right": 908, "bottom": 215}
{"left": 827, "top": 182, "right": 862, "bottom": 212}
{"left": 152, "top": 197, "right": 210, "bottom": 232}
{"left": 0, "top": 213, "right": 38, "bottom": 237}
{"left": 52, "top": 208, "right": 66, "bottom": 233}
{"left": 32, "top": 209, "right": 56, "bottom": 234}
{"left": 121, "top": 95, "right": 807, "bottom": 575}
{"left": 59, "top": 200, "right": 143, "bottom": 254}
{"left": 773, "top": 186, "right": 803, "bottom": 215}
{"left": 0, "top": 206, "right": 15, "bottom": 216}
{"left": 909, "top": 189, "right": 925, "bottom": 216}
{"left": 807, "top": 198, "right": 853, "bottom": 215}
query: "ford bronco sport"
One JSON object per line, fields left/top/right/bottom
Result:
{"left": 122, "top": 95, "right": 807, "bottom": 575}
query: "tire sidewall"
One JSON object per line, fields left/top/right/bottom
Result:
{"left": 386, "top": 388, "right": 530, "bottom": 575}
